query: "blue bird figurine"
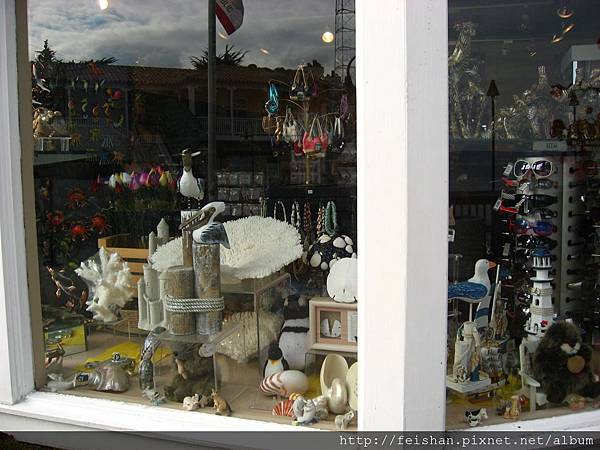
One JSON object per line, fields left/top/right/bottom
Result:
{"left": 448, "top": 258, "right": 496, "bottom": 328}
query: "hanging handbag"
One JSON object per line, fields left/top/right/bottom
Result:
{"left": 329, "top": 116, "right": 345, "bottom": 154}
{"left": 314, "top": 116, "right": 328, "bottom": 154}
{"left": 302, "top": 116, "right": 318, "bottom": 154}
{"left": 290, "top": 65, "right": 309, "bottom": 101}
{"left": 282, "top": 108, "right": 297, "bottom": 143}
{"left": 262, "top": 115, "right": 277, "bottom": 134}
{"left": 265, "top": 83, "right": 279, "bottom": 115}
{"left": 339, "top": 93, "right": 349, "bottom": 122}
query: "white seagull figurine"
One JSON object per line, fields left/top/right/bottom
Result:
{"left": 192, "top": 201, "right": 230, "bottom": 248}
{"left": 448, "top": 258, "right": 496, "bottom": 328}
{"left": 178, "top": 148, "right": 204, "bottom": 206}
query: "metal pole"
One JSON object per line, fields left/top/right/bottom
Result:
{"left": 208, "top": 0, "right": 217, "bottom": 201}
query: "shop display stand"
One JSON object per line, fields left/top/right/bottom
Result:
{"left": 222, "top": 272, "right": 291, "bottom": 373}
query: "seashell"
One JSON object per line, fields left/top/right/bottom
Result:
{"left": 346, "top": 362, "right": 358, "bottom": 411}
{"left": 319, "top": 235, "right": 332, "bottom": 243}
{"left": 310, "top": 253, "right": 322, "bottom": 268}
{"left": 320, "top": 354, "right": 349, "bottom": 397}
{"left": 333, "top": 237, "right": 347, "bottom": 248}
{"left": 260, "top": 370, "right": 309, "bottom": 397}
{"left": 327, "top": 257, "right": 358, "bottom": 303}
{"left": 328, "top": 377, "right": 348, "bottom": 414}
{"left": 272, "top": 399, "right": 295, "bottom": 417}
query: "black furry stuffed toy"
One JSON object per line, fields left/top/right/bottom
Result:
{"left": 533, "top": 322, "right": 600, "bottom": 404}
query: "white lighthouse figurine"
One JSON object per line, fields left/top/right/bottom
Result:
{"left": 525, "top": 247, "right": 555, "bottom": 341}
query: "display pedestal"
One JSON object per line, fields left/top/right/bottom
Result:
{"left": 446, "top": 373, "right": 491, "bottom": 394}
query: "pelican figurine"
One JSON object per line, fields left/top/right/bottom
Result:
{"left": 448, "top": 258, "right": 496, "bottom": 328}
{"left": 177, "top": 148, "right": 204, "bottom": 207}
{"left": 191, "top": 201, "right": 230, "bottom": 248}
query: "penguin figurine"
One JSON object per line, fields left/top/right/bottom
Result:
{"left": 262, "top": 344, "right": 289, "bottom": 379}
{"left": 177, "top": 148, "right": 204, "bottom": 207}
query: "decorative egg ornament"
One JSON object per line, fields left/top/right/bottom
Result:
{"left": 307, "top": 234, "right": 356, "bottom": 272}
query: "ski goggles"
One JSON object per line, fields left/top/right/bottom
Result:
{"left": 510, "top": 218, "right": 556, "bottom": 237}
{"left": 514, "top": 159, "right": 554, "bottom": 180}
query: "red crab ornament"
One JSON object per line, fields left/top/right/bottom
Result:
{"left": 90, "top": 213, "right": 111, "bottom": 234}
{"left": 69, "top": 223, "right": 90, "bottom": 241}
{"left": 66, "top": 188, "right": 87, "bottom": 209}
{"left": 46, "top": 210, "right": 66, "bottom": 231}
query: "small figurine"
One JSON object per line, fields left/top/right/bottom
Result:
{"left": 566, "top": 394, "right": 586, "bottom": 411}
{"left": 182, "top": 393, "right": 200, "bottom": 411}
{"left": 292, "top": 396, "right": 316, "bottom": 425}
{"left": 211, "top": 389, "right": 232, "bottom": 416}
{"left": 143, "top": 388, "right": 166, "bottom": 406}
{"left": 198, "top": 394, "right": 211, "bottom": 408}
{"left": 263, "top": 344, "right": 289, "bottom": 378}
{"left": 464, "top": 408, "right": 488, "bottom": 427}
{"left": 335, "top": 410, "right": 355, "bottom": 430}
{"left": 311, "top": 395, "right": 329, "bottom": 420}
{"left": 178, "top": 148, "right": 204, "bottom": 207}
{"left": 503, "top": 395, "right": 521, "bottom": 420}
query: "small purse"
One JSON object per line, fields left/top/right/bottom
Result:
{"left": 302, "top": 116, "right": 318, "bottom": 154}
{"left": 265, "top": 83, "right": 279, "bottom": 115}
{"left": 329, "top": 116, "right": 345, "bottom": 154}
{"left": 315, "top": 116, "right": 328, "bottom": 154}
{"left": 262, "top": 115, "right": 277, "bottom": 134}
{"left": 290, "top": 65, "right": 309, "bottom": 101}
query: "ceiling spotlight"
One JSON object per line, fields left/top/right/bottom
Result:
{"left": 551, "top": 33, "right": 564, "bottom": 44}
{"left": 217, "top": 31, "right": 229, "bottom": 40}
{"left": 322, "top": 31, "right": 334, "bottom": 44}
{"left": 557, "top": 6, "right": 574, "bottom": 19}
{"left": 260, "top": 48, "right": 270, "bottom": 55}
{"left": 98, "top": 0, "right": 108, "bottom": 10}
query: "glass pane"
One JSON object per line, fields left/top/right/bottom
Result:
{"left": 447, "top": 0, "right": 600, "bottom": 428}
{"left": 29, "top": 0, "right": 357, "bottom": 428}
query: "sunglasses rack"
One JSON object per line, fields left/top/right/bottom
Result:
{"left": 559, "top": 155, "right": 586, "bottom": 315}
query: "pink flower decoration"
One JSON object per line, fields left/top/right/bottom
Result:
{"left": 138, "top": 171, "right": 149, "bottom": 186}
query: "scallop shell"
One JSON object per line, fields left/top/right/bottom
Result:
{"left": 272, "top": 399, "right": 295, "bottom": 417}
{"left": 260, "top": 370, "right": 309, "bottom": 397}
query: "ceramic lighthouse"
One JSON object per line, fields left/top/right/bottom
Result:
{"left": 525, "top": 248, "right": 555, "bottom": 341}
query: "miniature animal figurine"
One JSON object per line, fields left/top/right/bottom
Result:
{"left": 211, "top": 389, "right": 232, "bottom": 416}
{"left": 503, "top": 395, "right": 521, "bottom": 420}
{"left": 292, "top": 396, "right": 316, "bottom": 425}
{"left": 335, "top": 410, "right": 355, "bottom": 430}
{"left": 448, "top": 259, "right": 496, "bottom": 328}
{"left": 182, "top": 393, "right": 200, "bottom": 411}
{"left": 464, "top": 408, "right": 488, "bottom": 427}
{"left": 311, "top": 395, "right": 329, "bottom": 420}
{"left": 178, "top": 148, "right": 204, "bottom": 205}
{"left": 198, "top": 394, "right": 211, "bottom": 408}
{"left": 263, "top": 344, "right": 289, "bottom": 378}
{"left": 533, "top": 322, "right": 600, "bottom": 404}
{"left": 142, "top": 388, "right": 166, "bottom": 406}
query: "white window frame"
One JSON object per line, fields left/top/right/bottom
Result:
{"left": 1, "top": 0, "right": 598, "bottom": 443}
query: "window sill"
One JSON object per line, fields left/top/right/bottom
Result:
{"left": 0, "top": 391, "right": 302, "bottom": 436}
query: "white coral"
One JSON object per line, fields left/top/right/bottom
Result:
{"left": 150, "top": 237, "right": 183, "bottom": 272}
{"left": 76, "top": 247, "right": 134, "bottom": 322}
{"left": 149, "top": 217, "right": 302, "bottom": 281}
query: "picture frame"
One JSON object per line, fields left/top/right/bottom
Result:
{"left": 309, "top": 297, "right": 357, "bottom": 352}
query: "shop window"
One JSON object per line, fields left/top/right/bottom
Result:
{"left": 447, "top": 0, "right": 600, "bottom": 429}
{"left": 29, "top": 0, "right": 357, "bottom": 429}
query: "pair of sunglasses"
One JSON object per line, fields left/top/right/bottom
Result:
{"left": 510, "top": 218, "right": 556, "bottom": 237}
{"left": 515, "top": 235, "right": 558, "bottom": 250}
{"left": 514, "top": 159, "right": 554, "bottom": 179}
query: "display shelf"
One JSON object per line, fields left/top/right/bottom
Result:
{"left": 49, "top": 332, "right": 352, "bottom": 431}
{"left": 158, "top": 322, "right": 241, "bottom": 345}
{"left": 34, "top": 151, "right": 91, "bottom": 166}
